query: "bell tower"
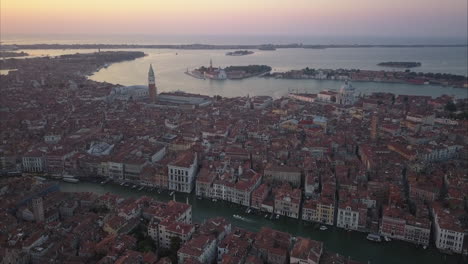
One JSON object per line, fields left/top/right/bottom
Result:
{"left": 148, "top": 64, "right": 157, "bottom": 102}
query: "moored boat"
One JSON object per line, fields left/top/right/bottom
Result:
{"left": 367, "top": 233, "right": 382, "bottom": 242}
{"left": 63, "top": 177, "right": 79, "bottom": 183}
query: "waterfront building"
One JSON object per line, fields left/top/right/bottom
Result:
{"left": 45, "top": 147, "right": 76, "bottom": 176}
{"left": 203, "top": 60, "right": 227, "bottom": 80}
{"left": 316, "top": 90, "right": 337, "bottom": 103}
{"left": 195, "top": 168, "right": 216, "bottom": 197}
{"left": 336, "top": 202, "right": 361, "bottom": 231}
{"left": 252, "top": 227, "right": 291, "bottom": 264}
{"left": 108, "top": 85, "right": 149, "bottom": 101}
{"left": 380, "top": 206, "right": 431, "bottom": 246}
{"left": 178, "top": 235, "right": 217, "bottom": 264}
{"left": 217, "top": 228, "right": 255, "bottom": 263}
{"left": 316, "top": 195, "right": 335, "bottom": 226}
{"left": 158, "top": 219, "right": 195, "bottom": 249}
{"left": 404, "top": 217, "right": 431, "bottom": 246}
{"left": 302, "top": 199, "right": 318, "bottom": 222}
{"left": 337, "top": 81, "right": 356, "bottom": 105}
{"left": 22, "top": 150, "right": 44, "bottom": 173}
{"left": 288, "top": 93, "right": 317, "bottom": 103}
{"left": 156, "top": 92, "right": 213, "bottom": 107}
{"left": 251, "top": 183, "right": 270, "bottom": 209}
{"left": 290, "top": 237, "right": 323, "bottom": 264}
{"left": 432, "top": 204, "right": 465, "bottom": 254}
{"left": 123, "top": 158, "right": 147, "bottom": 182}
{"left": 273, "top": 183, "right": 302, "bottom": 219}
{"left": 210, "top": 168, "right": 262, "bottom": 207}
{"left": 148, "top": 64, "right": 157, "bottom": 102}
{"left": 168, "top": 151, "right": 198, "bottom": 193}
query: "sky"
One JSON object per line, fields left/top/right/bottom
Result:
{"left": 1, "top": 0, "right": 467, "bottom": 39}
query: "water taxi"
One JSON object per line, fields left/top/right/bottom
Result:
{"left": 319, "top": 225, "right": 328, "bottom": 231}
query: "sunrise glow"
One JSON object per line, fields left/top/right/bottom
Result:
{"left": 2, "top": 0, "right": 467, "bottom": 37}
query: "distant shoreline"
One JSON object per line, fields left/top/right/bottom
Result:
{"left": 4, "top": 43, "right": 468, "bottom": 50}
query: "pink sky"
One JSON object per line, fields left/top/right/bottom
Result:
{"left": 2, "top": 0, "right": 467, "bottom": 37}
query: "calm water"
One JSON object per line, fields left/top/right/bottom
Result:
{"left": 59, "top": 182, "right": 463, "bottom": 264}
{"left": 3, "top": 42, "right": 467, "bottom": 98}
{"left": 87, "top": 47, "right": 468, "bottom": 98}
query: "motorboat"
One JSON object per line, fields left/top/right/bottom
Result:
{"left": 319, "top": 225, "right": 328, "bottom": 231}
{"left": 366, "top": 233, "right": 382, "bottom": 242}
{"left": 63, "top": 177, "right": 79, "bottom": 183}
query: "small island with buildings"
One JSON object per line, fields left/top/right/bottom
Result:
{"left": 0, "top": 51, "right": 29, "bottom": 58}
{"left": 225, "top": 50, "right": 254, "bottom": 56}
{"left": 378, "top": 61, "right": 422, "bottom": 68}
{"left": 264, "top": 67, "right": 468, "bottom": 88}
{"left": 186, "top": 60, "right": 271, "bottom": 80}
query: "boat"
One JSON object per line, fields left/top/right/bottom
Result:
{"left": 157, "top": 189, "right": 162, "bottom": 194}
{"left": 132, "top": 185, "right": 137, "bottom": 189}
{"left": 197, "top": 196, "right": 202, "bottom": 200}
{"left": 211, "top": 198, "right": 217, "bottom": 202}
{"left": 422, "top": 245, "right": 427, "bottom": 250}
{"left": 138, "top": 186, "right": 144, "bottom": 191}
{"left": 233, "top": 214, "right": 242, "bottom": 220}
{"left": 366, "top": 233, "right": 382, "bottom": 242}
{"left": 63, "top": 177, "right": 79, "bottom": 183}
{"left": 264, "top": 214, "right": 268, "bottom": 218}
{"left": 319, "top": 225, "right": 328, "bottom": 231}
{"left": 170, "top": 191, "right": 175, "bottom": 196}
{"left": 276, "top": 214, "right": 280, "bottom": 220}
{"left": 101, "top": 179, "right": 110, "bottom": 185}
{"left": 383, "top": 236, "right": 391, "bottom": 242}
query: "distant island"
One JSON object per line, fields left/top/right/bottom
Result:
{"left": 258, "top": 45, "right": 276, "bottom": 51}
{"left": 226, "top": 50, "right": 254, "bottom": 56}
{"left": 186, "top": 64, "right": 271, "bottom": 80}
{"left": 264, "top": 67, "right": 467, "bottom": 88}
{"left": 6, "top": 43, "right": 467, "bottom": 50}
{"left": 0, "top": 51, "right": 29, "bottom": 58}
{"left": 378, "top": 61, "right": 422, "bottom": 68}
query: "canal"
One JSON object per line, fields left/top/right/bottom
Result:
{"left": 59, "top": 181, "right": 463, "bottom": 264}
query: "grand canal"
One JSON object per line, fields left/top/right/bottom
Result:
{"left": 59, "top": 181, "right": 464, "bottom": 264}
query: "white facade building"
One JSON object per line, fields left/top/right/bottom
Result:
{"left": 336, "top": 206, "right": 359, "bottom": 230}
{"left": 168, "top": 152, "right": 198, "bottom": 193}
{"left": 433, "top": 207, "right": 465, "bottom": 254}
{"left": 337, "top": 81, "right": 356, "bottom": 105}
{"left": 22, "top": 155, "right": 44, "bottom": 173}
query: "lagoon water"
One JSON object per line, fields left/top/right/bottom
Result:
{"left": 87, "top": 47, "right": 468, "bottom": 98}
{"left": 4, "top": 34, "right": 466, "bottom": 98}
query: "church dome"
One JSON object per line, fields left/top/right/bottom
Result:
{"left": 340, "top": 81, "right": 355, "bottom": 93}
